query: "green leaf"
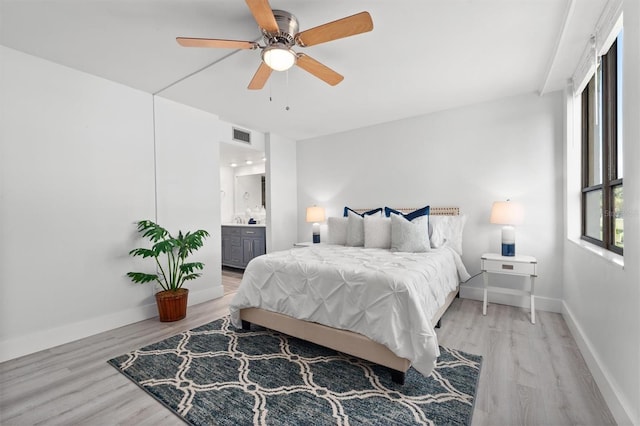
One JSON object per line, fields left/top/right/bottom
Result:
{"left": 128, "top": 248, "right": 157, "bottom": 258}
{"left": 126, "top": 272, "right": 159, "bottom": 284}
{"left": 180, "top": 262, "right": 205, "bottom": 274}
{"left": 136, "top": 220, "right": 169, "bottom": 242}
{"left": 178, "top": 230, "right": 209, "bottom": 257}
{"left": 153, "top": 239, "right": 177, "bottom": 254}
{"left": 182, "top": 273, "right": 202, "bottom": 281}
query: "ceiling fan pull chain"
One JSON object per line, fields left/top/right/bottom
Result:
{"left": 285, "top": 70, "right": 290, "bottom": 111}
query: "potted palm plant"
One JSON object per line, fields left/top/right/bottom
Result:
{"left": 127, "top": 220, "right": 210, "bottom": 322}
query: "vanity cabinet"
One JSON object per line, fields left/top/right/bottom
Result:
{"left": 222, "top": 226, "right": 266, "bottom": 269}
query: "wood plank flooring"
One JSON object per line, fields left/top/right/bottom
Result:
{"left": 222, "top": 267, "right": 243, "bottom": 295}
{"left": 0, "top": 271, "right": 615, "bottom": 425}
{"left": 436, "top": 298, "right": 615, "bottom": 426}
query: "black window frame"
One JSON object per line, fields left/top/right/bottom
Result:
{"left": 581, "top": 38, "right": 623, "bottom": 256}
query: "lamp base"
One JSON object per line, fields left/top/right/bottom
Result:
{"left": 312, "top": 222, "right": 321, "bottom": 244}
{"left": 501, "top": 243, "right": 515, "bottom": 256}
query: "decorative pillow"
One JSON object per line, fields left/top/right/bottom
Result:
{"left": 390, "top": 213, "right": 431, "bottom": 252}
{"left": 343, "top": 206, "right": 383, "bottom": 217}
{"left": 327, "top": 217, "right": 348, "bottom": 245}
{"left": 384, "top": 205, "right": 430, "bottom": 221}
{"left": 430, "top": 215, "right": 467, "bottom": 255}
{"left": 346, "top": 211, "right": 365, "bottom": 247}
{"left": 364, "top": 215, "right": 391, "bottom": 249}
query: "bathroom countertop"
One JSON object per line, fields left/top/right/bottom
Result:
{"left": 222, "top": 223, "right": 266, "bottom": 227}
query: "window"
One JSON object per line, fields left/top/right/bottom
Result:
{"left": 581, "top": 30, "right": 623, "bottom": 255}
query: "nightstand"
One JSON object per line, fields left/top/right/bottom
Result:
{"left": 481, "top": 253, "right": 538, "bottom": 324}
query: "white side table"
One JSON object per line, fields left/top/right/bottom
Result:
{"left": 481, "top": 253, "right": 538, "bottom": 324}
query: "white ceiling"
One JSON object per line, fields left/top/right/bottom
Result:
{"left": 0, "top": 0, "right": 607, "bottom": 142}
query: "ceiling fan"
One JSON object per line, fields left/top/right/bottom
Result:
{"left": 176, "top": 0, "right": 373, "bottom": 90}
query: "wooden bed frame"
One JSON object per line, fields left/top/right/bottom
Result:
{"left": 239, "top": 207, "right": 461, "bottom": 385}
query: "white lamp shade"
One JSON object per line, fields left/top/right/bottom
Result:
{"left": 490, "top": 201, "right": 524, "bottom": 225}
{"left": 306, "top": 206, "right": 325, "bottom": 223}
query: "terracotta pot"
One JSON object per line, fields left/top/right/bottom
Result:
{"left": 155, "top": 288, "right": 189, "bottom": 322}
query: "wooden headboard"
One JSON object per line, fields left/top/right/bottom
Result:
{"left": 354, "top": 207, "right": 459, "bottom": 216}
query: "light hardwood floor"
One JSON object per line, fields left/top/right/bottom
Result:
{"left": 1, "top": 272, "right": 615, "bottom": 426}
{"left": 222, "top": 267, "right": 243, "bottom": 295}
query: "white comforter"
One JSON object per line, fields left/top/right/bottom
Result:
{"left": 229, "top": 244, "right": 470, "bottom": 377}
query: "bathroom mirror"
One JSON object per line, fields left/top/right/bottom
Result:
{"left": 219, "top": 143, "right": 266, "bottom": 224}
{"left": 235, "top": 174, "right": 265, "bottom": 213}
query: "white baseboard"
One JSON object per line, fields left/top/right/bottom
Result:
{"left": 188, "top": 285, "right": 224, "bottom": 306}
{"left": 459, "top": 284, "right": 563, "bottom": 313}
{"left": 0, "top": 285, "right": 224, "bottom": 363}
{"left": 562, "top": 302, "right": 635, "bottom": 426}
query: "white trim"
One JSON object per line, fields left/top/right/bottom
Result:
{"left": 572, "top": 47, "right": 596, "bottom": 96}
{"left": 562, "top": 302, "right": 634, "bottom": 425}
{"left": 540, "top": 0, "right": 576, "bottom": 95}
{"left": 0, "top": 285, "right": 224, "bottom": 363}
{"left": 567, "top": 237, "right": 624, "bottom": 268}
{"left": 571, "top": 0, "right": 623, "bottom": 95}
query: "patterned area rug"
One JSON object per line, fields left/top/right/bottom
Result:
{"left": 108, "top": 316, "right": 482, "bottom": 425}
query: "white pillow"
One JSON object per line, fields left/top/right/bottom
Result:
{"left": 390, "top": 213, "right": 431, "bottom": 252}
{"left": 327, "top": 217, "right": 348, "bottom": 245}
{"left": 346, "top": 211, "right": 365, "bottom": 246}
{"left": 430, "top": 215, "right": 467, "bottom": 255}
{"left": 364, "top": 215, "right": 391, "bottom": 249}
{"left": 345, "top": 210, "right": 383, "bottom": 247}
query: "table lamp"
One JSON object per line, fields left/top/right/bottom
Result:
{"left": 490, "top": 200, "right": 524, "bottom": 256}
{"left": 306, "top": 206, "right": 325, "bottom": 244}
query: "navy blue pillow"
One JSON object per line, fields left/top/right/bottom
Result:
{"left": 384, "top": 205, "right": 430, "bottom": 221}
{"left": 343, "top": 207, "right": 383, "bottom": 217}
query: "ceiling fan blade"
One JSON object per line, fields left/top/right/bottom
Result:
{"left": 176, "top": 37, "right": 258, "bottom": 50}
{"left": 245, "top": 0, "right": 279, "bottom": 33}
{"left": 248, "top": 62, "right": 273, "bottom": 90}
{"left": 296, "top": 54, "right": 344, "bottom": 86}
{"left": 295, "top": 11, "right": 373, "bottom": 47}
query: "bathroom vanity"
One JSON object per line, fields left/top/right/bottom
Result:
{"left": 221, "top": 225, "right": 266, "bottom": 269}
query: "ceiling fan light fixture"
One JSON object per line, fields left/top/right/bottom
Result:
{"left": 262, "top": 44, "right": 296, "bottom": 71}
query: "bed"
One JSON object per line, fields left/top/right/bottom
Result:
{"left": 229, "top": 207, "right": 469, "bottom": 384}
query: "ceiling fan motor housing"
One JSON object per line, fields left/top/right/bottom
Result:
{"left": 263, "top": 10, "right": 298, "bottom": 47}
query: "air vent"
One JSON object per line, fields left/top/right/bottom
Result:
{"left": 232, "top": 128, "right": 251, "bottom": 144}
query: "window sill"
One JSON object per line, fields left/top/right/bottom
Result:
{"left": 567, "top": 237, "right": 624, "bottom": 269}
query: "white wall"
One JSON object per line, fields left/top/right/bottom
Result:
{"left": 0, "top": 47, "right": 224, "bottom": 362}
{"left": 297, "top": 92, "right": 565, "bottom": 311}
{"left": 217, "top": 122, "right": 265, "bottom": 153}
{"left": 220, "top": 165, "right": 235, "bottom": 223}
{"left": 154, "top": 96, "right": 224, "bottom": 305}
{"left": 562, "top": 1, "right": 640, "bottom": 424}
{"left": 266, "top": 133, "right": 297, "bottom": 252}
{"left": 0, "top": 46, "right": 155, "bottom": 360}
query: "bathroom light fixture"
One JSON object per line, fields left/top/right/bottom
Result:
{"left": 306, "top": 205, "right": 325, "bottom": 244}
{"left": 490, "top": 200, "right": 524, "bottom": 256}
{"left": 262, "top": 44, "right": 296, "bottom": 71}
{"left": 245, "top": 160, "right": 253, "bottom": 165}
{"left": 230, "top": 163, "right": 237, "bottom": 168}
